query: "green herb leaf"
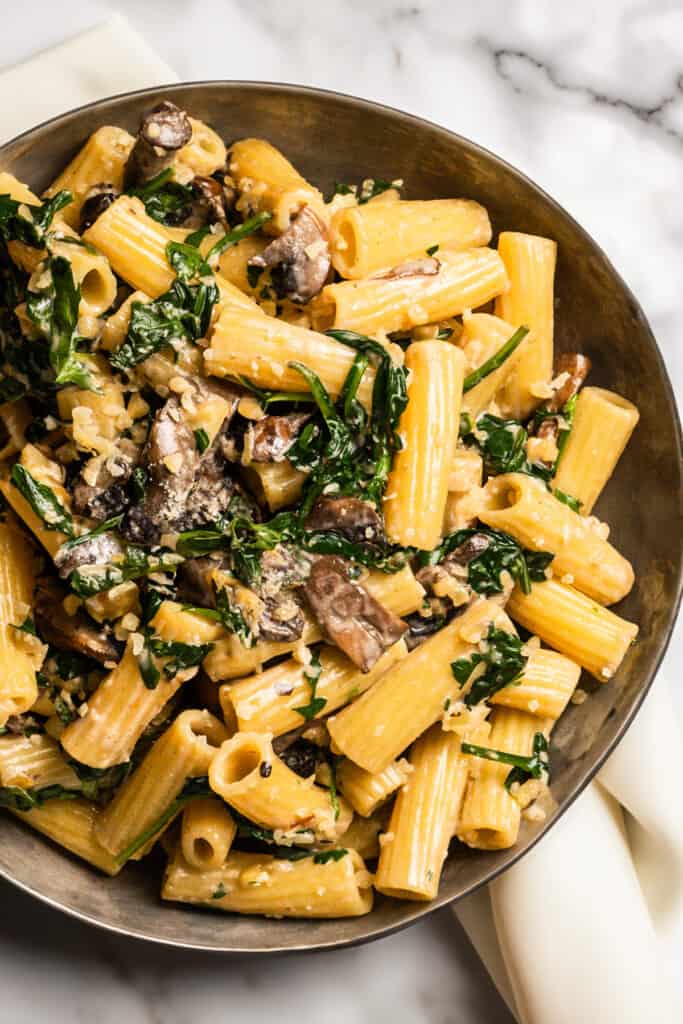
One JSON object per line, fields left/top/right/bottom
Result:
{"left": 359, "top": 179, "right": 399, "bottom": 204}
{"left": 0, "top": 190, "right": 73, "bottom": 247}
{"left": 193, "top": 427, "right": 210, "bottom": 454}
{"left": 10, "top": 463, "right": 75, "bottom": 537}
{"left": 166, "top": 241, "right": 211, "bottom": 282}
{"left": 11, "top": 615, "right": 36, "bottom": 636}
{"left": 110, "top": 279, "right": 219, "bottom": 370}
{"left": 211, "top": 882, "right": 227, "bottom": 899}
{"left": 0, "top": 783, "right": 80, "bottom": 811}
{"left": 293, "top": 651, "right": 326, "bottom": 721}
{"left": 26, "top": 255, "right": 92, "bottom": 388}
{"left": 461, "top": 732, "right": 550, "bottom": 790}
{"left": 68, "top": 546, "right": 183, "bottom": 597}
{"left": 451, "top": 625, "right": 527, "bottom": 707}
{"left": 235, "top": 375, "right": 314, "bottom": 410}
{"left": 204, "top": 211, "right": 273, "bottom": 263}
{"left": 136, "top": 634, "right": 213, "bottom": 690}
{"left": 426, "top": 244, "right": 439, "bottom": 256}
{"left": 115, "top": 775, "right": 212, "bottom": 863}
{"left": 462, "top": 326, "right": 529, "bottom": 393}
{"left": 553, "top": 488, "right": 581, "bottom": 512}
{"left": 417, "top": 526, "right": 553, "bottom": 596}
{"left": 313, "top": 848, "right": 348, "bottom": 864}
{"left": 128, "top": 168, "right": 194, "bottom": 225}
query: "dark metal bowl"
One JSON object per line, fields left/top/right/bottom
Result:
{"left": 0, "top": 82, "right": 680, "bottom": 952}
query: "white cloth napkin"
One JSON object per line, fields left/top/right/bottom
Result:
{"left": 1, "top": 18, "right": 681, "bottom": 1022}
{"left": 454, "top": 678, "right": 683, "bottom": 1022}
{"left": 0, "top": 14, "right": 178, "bottom": 146}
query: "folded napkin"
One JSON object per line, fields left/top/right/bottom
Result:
{"left": 0, "top": 14, "right": 178, "bottom": 146}
{"left": 1, "top": 18, "right": 681, "bottom": 1023}
{"left": 454, "top": 677, "right": 683, "bottom": 1022}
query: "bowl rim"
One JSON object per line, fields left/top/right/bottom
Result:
{"left": 1, "top": 78, "right": 681, "bottom": 954}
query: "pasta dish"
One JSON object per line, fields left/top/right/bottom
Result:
{"left": 0, "top": 100, "right": 639, "bottom": 917}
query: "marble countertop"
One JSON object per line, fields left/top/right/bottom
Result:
{"left": 0, "top": 2, "right": 681, "bottom": 1022}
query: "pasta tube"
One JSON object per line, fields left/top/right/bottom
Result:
{"left": 384, "top": 340, "right": 465, "bottom": 550}
{"left": 177, "top": 118, "right": 227, "bottom": 178}
{"left": 0, "top": 733, "right": 80, "bottom": 790}
{"left": 226, "top": 639, "right": 408, "bottom": 737}
{"left": 459, "top": 312, "right": 529, "bottom": 419}
{"left": 95, "top": 710, "right": 228, "bottom": 857}
{"left": 337, "top": 757, "right": 411, "bottom": 818}
{"left": 480, "top": 473, "right": 634, "bottom": 605}
{"left": 375, "top": 725, "right": 469, "bottom": 899}
{"left": 457, "top": 708, "right": 542, "bottom": 850}
{"left": 11, "top": 798, "right": 121, "bottom": 875}
{"left": 490, "top": 647, "right": 581, "bottom": 720}
{"left": 553, "top": 387, "right": 640, "bottom": 515}
{"left": 0, "top": 515, "right": 43, "bottom": 725}
{"left": 209, "top": 732, "right": 351, "bottom": 841}
{"left": 60, "top": 639, "right": 186, "bottom": 768}
{"left": 229, "top": 138, "right": 327, "bottom": 233}
{"left": 495, "top": 232, "right": 557, "bottom": 420}
{"left": 163, "top": 847, "right": 373, "bottom": 917}
{"left": 311, "top": 248, "right": 508, "bottom": 335}
{"left": 204, "top": 304, "right": 375, "bottom": 409}
{"left": 330, "top": 198, "right": 491, "bottom": 279}
{"left": 507, "top": 579, "right": 638, "bottom": 680}
{"left": 327, "top": 599, "right": 508, "bottom": 774}
{"left": 43, "top": 126, "right": 135, "bottom": 228}
{"left": 181, "top": 797, "right": 236, "bottom": 870}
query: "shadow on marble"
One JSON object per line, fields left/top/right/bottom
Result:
{"left": 0, "top": 877, "right": 514, "bottom": 1024}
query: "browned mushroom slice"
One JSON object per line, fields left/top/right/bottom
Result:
{"left": 245, "top": 411, "right": 311, "bottom": 463}
{"left": 374, "top": 257, "right": 440, "bottom": 280}
{"left": 305, "top": 496, "right": 384, "bottom": 544}
{"left": 190, "top": 175, "right": 229, "bottom": 227}
{"left": 123, "top": 397, "right": 199, "bottom": 544}
{"left": 304, "top": 556, "right": 407, "bottom": 672}
{"left": 176, "top": 556, "right": 223, "bottom": 609}
{"left": 34, "top": 578, "right": 122, "bottom": 666}
{"left": 253, "top": 545, "right": 311, "bottom": 643}
{"left": 54, "top": 530, "right": 125, "bottom": 580}
{"left": 548, "top": 353, "right": 592, "bottom": 411}
{"left": 248, "top": 206, "right": 331, "bottom": 304}
{"left": 79, "top": 184, "right": 120, "bottom": 232}
{"left": 258, "top": 593, "right": 305, "bottom": 642}
{"left": 173, "top": 418, "right": 257, "bottom": 532}
{"left": 124, "top": 101, "right": 193, "bottom": 188}
{"left": 72, "top": 442, "right": 138, "bottom": 521}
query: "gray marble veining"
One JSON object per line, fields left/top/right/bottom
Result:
{"left": 0, "top": 2, "right": 681, "bottom": 1022}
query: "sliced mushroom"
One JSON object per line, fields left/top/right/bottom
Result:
{"left": 248, "top": 206, "right": 330, "bottom": 304}
{"left": 54, "top": 530, "right": 125, "bottom": 580}
{"left": 403, "top": 609, "right": 447, "bottom": 651}
{"left": 374, "top": 257, "right": 440, "bottom": 280}
{"left": 304, "top": 556, "right": 407, "bottom": 672}
{"left": 274, "top": 738, "right": 321, "bottom": 778}
{"left": 305, "top": 496, "right": 384, "bottom": 544}
{"left": 548, "top": 353, "right": 592, "bottom": 412}
{"left": 71, "top": 442, "right": 138, "bottom": 521}
{"left": 124, "top": 101, "right": 193, "bottom": 189}
{"left": 34, "top": 578, "right": 122, "bottom": 665}
{"left": 123, "top": 397, "right": 199, "bottom": 544}
{"left": 176, "top": 555, "right": 222, "bottom": 608}
{"left": 190, "top": 175, "right": 229, "bottom": 227}
{"left": 252, "top": 545, "right": 312, "bottom": 643}
{"left": 245, "top": 411, "right": 311, "bottom": 463}
{"left": 79, "top": 184, "right": 120, "bottom": 232}
{"left": 172, "top": 418, "right": 256, "bottom": 532}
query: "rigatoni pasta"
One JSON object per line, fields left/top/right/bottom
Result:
{"left": 0, "top": 96, "right": 641, "bottom": 921}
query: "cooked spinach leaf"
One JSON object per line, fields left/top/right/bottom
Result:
{"left": 0, "top": 783, "right": 81, "bottom": 811}
{"left": 451, "top": 625, "right": 527, "bottom": 707}
{"left": 115, "top": 775, "right": 213, "bottom": 863}
{"left": 26, "top": 255, "right": 93, "bottom": 388}
{"left": 553, "top": 488, "right": 581, "bottom": 513}
{"left": 10, "top": 463, "right": 75, "bottom": 536}
{"left": 136, "top": 633, "right": 213, "bottom": 690}
{"left": 462, "top": 326, "right": 529, "bottom": 393}
{"left": 193, "top": 427, "right": 210, "bottom": 454}
{"left": 110, "top": 279, "right": 219, "bottom": 370}
{"left": 68, "top": 546, "right": 183, "bottom": 597}
{"left": 293, "top": 651, "right": 325, "bottom": 721}
{"left": 128, "top": 168, "right": 193, "bottom": 225}
{"left": 417, "top": 526, "right": 553, "bottom": 596}
{"left": 461, "top": 732, "right": 550, "bottom": 790}
{"left": 0, "top": 190, "right": 73, "bottom": 247}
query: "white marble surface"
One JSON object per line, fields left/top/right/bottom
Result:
{"left": 0, "top": 2, "right": 681, "bottom": 1022}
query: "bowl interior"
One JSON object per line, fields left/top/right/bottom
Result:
{"left": 0, "top": 82, "right": 680, "bottom": 952}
